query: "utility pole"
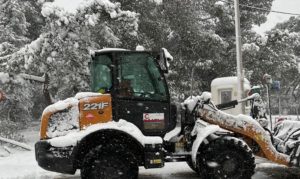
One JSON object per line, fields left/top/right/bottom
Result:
{"left": 234, "top": 0, "right": 245, "bottom": 114}
{"left": 263, "top": 74, "right": 273, "bottom": 130}
{"left": 190, "top": 67, "right": 195, "bottom": 97}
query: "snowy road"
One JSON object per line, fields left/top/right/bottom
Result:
{"left": 66, "top": 160, "right": 300, "bottom": 179}
{"left": 140, "top": 159, "right": 300, "bottom": 179}
{"left": 1, "top": 150, "right": 300, "bottom": 179}
{"left": 1, "top": 124, "right": 300, "bottom": 179}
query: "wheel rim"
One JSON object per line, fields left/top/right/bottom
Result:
{"left": 222, "top": 156, "right": 237, "bottom": 174}
{"left": 210, "top": 152, "right": 242, "bottom": 177}
{"left": 92, "top": 158, "right": 128, "bottom": 179}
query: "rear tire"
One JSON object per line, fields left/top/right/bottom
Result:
{"left": 196, "top": 136, "right": 255, "bottom": 179}
{"left": 81, "top": 143, "right": 138, "bottom": 179}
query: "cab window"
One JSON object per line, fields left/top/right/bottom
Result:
{"left": 91, "top": 55, "right": 112, "bottom": 93}
{"left": 117, "top": 53, "right": 167, "bottom": 101}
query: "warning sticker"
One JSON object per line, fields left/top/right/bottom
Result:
{"left": 143, "top": 113, "right": 165, "bottom": 130}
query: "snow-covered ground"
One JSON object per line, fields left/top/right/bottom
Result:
{"left": 0, "top": 123, "right": 58, "bottom": 179}
{"left": 1, "top": 152, "right": 299, "bottom": 179}
{"left": 1, "top": 119, "right": 300, "bottom": 179}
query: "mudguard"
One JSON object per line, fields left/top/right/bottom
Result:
{"left": 47, "top": 119, "right": 163, "bottom": 148}
{"left": 191, "top": 119, "right": 221, "bottom": 165}
{"left": 36, "top": 119, "right": 163, "bottom": 174}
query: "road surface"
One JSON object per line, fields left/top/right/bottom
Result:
{"left": 1, "top": 122, "right": 300, "bottom": 179}
{"left": 52, "top": 158, "right": 300, "bottom": 179}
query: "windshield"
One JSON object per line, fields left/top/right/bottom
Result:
{"left": 91, "top": 54, "right": 112, "bottom": 93}
{"left": 117, "top": 53, "right": 168, "bottom": 101}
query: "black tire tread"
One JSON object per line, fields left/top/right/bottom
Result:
{"left": 81, "top": 143, "right": 138, "bottom": 179}
{"left": 196, "top": 136, "right": 255, "bottom": 179}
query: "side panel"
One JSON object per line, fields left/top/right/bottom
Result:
{"left": 79, "top": 94, "right": 112, "bottom": 129}
{"left": 116, "top": 99, "right": 170, "bottom": 136}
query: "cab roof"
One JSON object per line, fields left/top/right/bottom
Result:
{"left": 94, "top": 48, "right": 129, "bottom": 53}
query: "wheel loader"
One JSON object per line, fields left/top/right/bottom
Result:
{"left": 35, "top": 48, "right": 300, "bottom": 179}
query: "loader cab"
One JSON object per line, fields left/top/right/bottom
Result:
{"left": 90, "top": 48, "right": 176, "bottom": 136}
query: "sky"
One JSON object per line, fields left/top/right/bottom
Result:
{"left": 54, "top": 0, "right": 300, "bottom": 35}
{"left": 53, "top": 0, "right": 83, "bottom": 12}
{"left": 253, "top": 0, "right": 300, "bottom": 35}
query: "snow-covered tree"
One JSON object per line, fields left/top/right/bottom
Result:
{"left": 3, "top": 0, "right": 138, "bottom": 99}
{"left": 0, "top": 0, "right": 29, "bottom": 57}
{"left": 161, "top": 0, "right": 274, "bottom": 99}
{"left": 206, "top": 0, "right": 274, "bottom": 80}
{"left": 241, "top": 16, "right": 300, "bottom": 114}
{"left": 0, "top": 0, "right": 50, "bottom": 57}
{"left": 0, "top": 0, "right": 138, "bottom": 140}
{"left": 97, "top": 0, "right": 275, "bottom": 100}
{"left": 0, "top": 0, "right": 52, "bottom": 139}
{"left": 243, "top": 29, "right": 300, "bottom": 85}
{"left": 0, "top": 73, "right": 34, "bottom": 140}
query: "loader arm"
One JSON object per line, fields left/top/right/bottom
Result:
{"left": 198, "top": 103, "right": 291, "bottom": 166}
{"left": 216, "top": 93, "right": 261, "bottom": 111}
{"left": 216, "top": 100, "right": 238, "bottom": 110}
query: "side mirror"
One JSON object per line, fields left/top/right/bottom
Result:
{"left": 159, "top": 48, "right": 173, "bottom": 73}
{"left": 89, "top": 50, "right": 95, "bottom": 65}
{"left": 89, "top": 50, "right": 95, "bottom": 58}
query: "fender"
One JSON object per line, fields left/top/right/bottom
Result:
{"left": 48, "top": 119, "right": 163, "bottom": 148}
{"left": 191, "top": 120, "right": 221, "bottom": 165}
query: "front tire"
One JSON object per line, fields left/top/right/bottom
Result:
{"left": 197, "top": 136, "right": 255, "bottom": 179}
{"left": 81, "top": 143, "right": 138, "bottom": 179}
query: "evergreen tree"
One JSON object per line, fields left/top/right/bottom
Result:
{"left": 162, "top": 0, "right": 274, "bottom": 98}
{"left": 0, "top": 0, "right": 138, "bottom": 140}
{"left": 102, "top": 0, "right": 275, "bottom": 100}
{"left": 244, "top": 17, "right": 300, "bottom": 114}
{"left": 0, "top": 0, "right": 29, "bottom": 56}
{"left": 0, "top": 0, "right": 51, "bottom": 57}
{"left": 0, "top": 0, "right": 51, "bottom": 139}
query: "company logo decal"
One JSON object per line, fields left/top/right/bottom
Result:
{"left": 143, "top": 113, "right": 164, "bottom": 122}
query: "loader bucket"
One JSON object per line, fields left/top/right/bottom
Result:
{"left": 273, "top": 120, "right": 300, "bottom": 166}
{"left": 290, "top": 142, "right": 300, "bottom": 167}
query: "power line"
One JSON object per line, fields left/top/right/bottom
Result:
{"left": 219, "top": 0, "right": 300, "bottom": 16}
{"left": 241, "top": 4, "right": 300, "bottom": 16}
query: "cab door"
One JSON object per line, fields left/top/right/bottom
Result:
{"left": 115, "top": 52, "right": 171, "bottom": 136}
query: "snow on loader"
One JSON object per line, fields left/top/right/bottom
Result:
{"left": 34, "top": 48, "right": 298, "bottom": 179}
{"left": 213, "top": 87, "right": 300, "bottom": 167}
